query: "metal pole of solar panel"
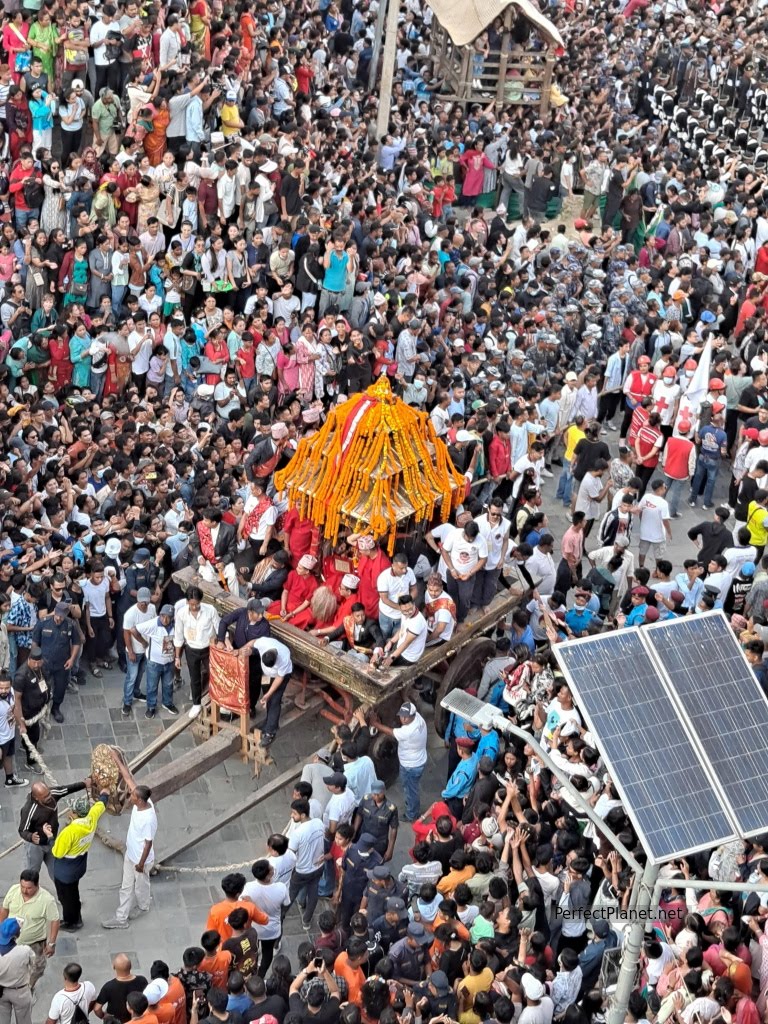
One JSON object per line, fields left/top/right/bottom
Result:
{"left": 496, "top": 723, "right": 644, "bottom": 874}
{"left": 606, "top": 861, "right": 660, "bottom": 1024}
{"left": 376, "top": 0, "right": 401, "bottom": 139}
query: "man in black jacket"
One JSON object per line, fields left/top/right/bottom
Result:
{"left": 17, "top": 777, "right": 88, "bottom": 878}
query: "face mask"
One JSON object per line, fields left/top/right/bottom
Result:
{"left": 685, "top": 370, "right": 695, "bottom": 378}
{"left": 175, "top": 500, "right": 185, "bottom": 511}
{"left": 82, "top": 533, "right": 93, "bottom": 545}
{"left": 29, "top": 574, "right": 42, "bottom": 583}
{"left": 95, "top": 544, "right": 105, "bottom": 553}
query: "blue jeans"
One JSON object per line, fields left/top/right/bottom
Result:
{"left": 15, "top": 207, "right": 39, "bottom": 231}
{"left": 689, "top": 459, "right": 719, "bottom": 507}
{"left": 122, "top": 653, "right": 146, "bottom": 706}
{"left": 145, "top": 660, "right": 173, "bottom": 710}
{"left": 400, "top": 764, "right": 425, "bottom": 820}
{"left": 111, "top": 284, "right": 127, "bottom": 317}
{"left": 665, "top": 476, "right": 685, "bottom": 517}
{"left": 555, "top": 459, "right": 573, "bottom": 504}
{"left": 379, "top": 612, "right": 400, "bottom": 642}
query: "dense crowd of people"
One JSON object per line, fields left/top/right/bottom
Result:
{"left": 0, "top": 0, "right": 768, "bottom": 1021}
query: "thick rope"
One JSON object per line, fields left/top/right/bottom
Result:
{"left": 21, "top": 705, "right": 57, "bottom": 784}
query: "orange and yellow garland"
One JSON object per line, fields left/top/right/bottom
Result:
{"left": 274, "top": 377, "right": 464, "bottom": 554}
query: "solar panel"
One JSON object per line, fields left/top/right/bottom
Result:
{"left": 647, "top": 612, "right": 768, "bottom": 838}
{"left": 555, "top": 630, "right": 736, "bottom": 864}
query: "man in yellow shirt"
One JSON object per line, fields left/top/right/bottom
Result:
{"left": 0, "top": 869, "right": 59, "bottom": 991}
{"left": 556, "top": 413, "right": 586, "bottom": 507}
{"left": 220, "top": 90, "right": 244, "bottom": 138}
{"left": 51, "top": 790, "right": 109, "bottom": 931}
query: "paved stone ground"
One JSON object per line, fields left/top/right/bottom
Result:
{"left": 0, "top": 439, "right": 728, "bottom": 1016}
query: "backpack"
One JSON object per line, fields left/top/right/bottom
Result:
{"left": 64, "top": 990, "right": 89, "bottom": 1024}
{"left": 585, "top": 566, "right": 616, "bottom": 615}
{"left": 23, "top": 177, "right": 44, "bottom": 210}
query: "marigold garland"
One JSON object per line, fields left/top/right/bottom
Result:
{"left": 274, "top": 377, "right": 464, "bottom": 554}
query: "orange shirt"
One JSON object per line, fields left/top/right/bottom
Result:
{"left": 200, "top": 950, "right": 233, "bottom": 990}
{"left": 133, "top": 1013, "right": 159, "bottom": 1024}
{"left": 206, "top": 899, "right": 268, "bottom": 943}
{"left": 334, "top": 952, "right": 365, "bottom": 1007}
{"left": 160, "top": 976, "right": 187, "bottom": 1024}
{"left": 154, "top": 1004, "right": 175, "bottom": 1024}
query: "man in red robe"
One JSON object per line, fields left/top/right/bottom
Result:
{"left": 267, "top": 554, "right": 319, "bottom": 629}
{"left": 348, "top": 534, "right": 391, "bottom": 620}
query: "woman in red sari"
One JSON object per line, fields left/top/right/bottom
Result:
{"left": 143, "top": 98, "right": 170, "bottom": 167}
{"left": 117, "top": 161, "right": 140, "bottom": 228}
{"left": 190, "top": 0, "right": 212, "bottom": 60}
{"left": 48, "top": 327, "right": 73, "bottom": 390}
{"left": 6, "top": 88, "right": 31, "bottom": 163}
{"left": 203, "top": 328, "right": 229, "bottom": 385}
{"left": 267, "top": 554, "right": 319, "bottom": 629}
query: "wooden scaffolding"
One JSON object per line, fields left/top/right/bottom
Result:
{"left": 429, "top": 7, "right": 555, "bottom": 115}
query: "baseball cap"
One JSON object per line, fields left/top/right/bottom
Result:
{"left": 430, "top": 971, "right": 451, "bottom": 993}
{"left": 159, "top": 604, "right": 175, "bottom": 617}
{"left": 386, "top": 897, "right": 406, "bottom": 914}
{"left": 136, "top": 587, "right": 152, "bottom": 602}
{"left": 323, "top": 772, "right": 347, "bottom": 788}
{"left": 407, "top": 922, "right": 432, "bottom": 944}
{"left": 371, "top": 781, "right": 385, "bottom": 793}
{"left": 565, "top": 371, "right": 578, "bottom": 382}
{"left": 398, "top": 702, "right": 416, "bottom": 718}
{"left": 144, "top": 980, "right": 169, "bottom": 1006}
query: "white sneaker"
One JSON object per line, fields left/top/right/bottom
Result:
{"left": 606, "top": 421, "right": 617, "bottom": 431}
{"left": 540, "top": 468, "right": 554, "bottom": 478}
{"left": 188, "top": 704, "right": 202, "bottom": 719}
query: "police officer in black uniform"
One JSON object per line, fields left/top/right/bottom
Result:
{"left": 368, "top": 896, "right": 408, "bottom": 953}
{"left": 12, "top": 645, "right": 49, "bottom": 773}
{"left": 353, "top": 781, "right": 399, "bottom": 860}
{"left": 338, "top": 832, "right": 383, "bottom": 929}
{"left": 30, "top": 603, "right": 80, "bottom": 724}
{"left": 415, "top": 970, "right": 459, "bottom": 1019}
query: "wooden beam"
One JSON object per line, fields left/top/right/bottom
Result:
{"left": 155, "top": 757, "right": 307, "bottom": 866}
{"left": 129, "top": 696, "right": 211, "bottom": 773}
{"left": 139, "top": 730, "right": 241, "bottom": 801}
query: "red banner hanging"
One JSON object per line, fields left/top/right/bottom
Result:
{"left": 209, "top": 645, "right": 249, "bottom": 713}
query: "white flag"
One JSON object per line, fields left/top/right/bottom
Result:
{"left": 675, "top": 338, "right": 712, "bottom": 434}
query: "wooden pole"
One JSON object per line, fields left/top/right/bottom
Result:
{"left": 376, "top": 0, "right": 401, "bottom": 140}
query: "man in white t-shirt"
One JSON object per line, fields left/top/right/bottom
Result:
{"left": 424, "top": 573, "right": 456, "bottom": 646}
{"left": 121, "top": 589, "right": 155, "bottom": 714}
{"left": 243, "top": 860, "right": 290, "bottom": 973}
{"left": 379, "top": 596, "right": 428, "bottom": 668}
{"left": 473, "top": 499, "right": 510, "bottom": 608}
{"left": 636, "top": 478, "right": 672, "bottom": 568}
{"left": 46, "top": 963, "right": 97, "bottom": 1024}
{"left": 102, "top": 784, "right": 157, "bottom": 929}
{"left": 368, "top": 702, "right": 428, "bottom": 822}
{"left": 376, "top": 553, "right": 417, "bottom": 641}
{"left": 441, "top": 520, "right": 488, "bottom": 622}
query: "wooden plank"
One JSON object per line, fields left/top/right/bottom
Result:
{"left": 139, "top": 730, "right": 240, "bottom": 801}
{"left": 129, "top": 695, "right": 211, "bottom": 773}
{"left": 155, "top": 757, "right": 306, "bottom": 866}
